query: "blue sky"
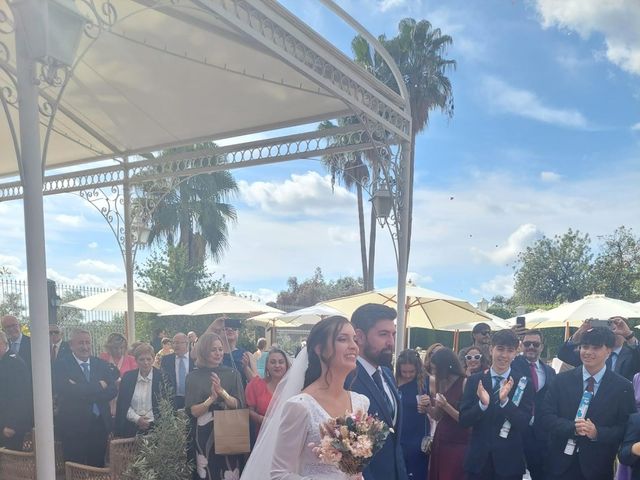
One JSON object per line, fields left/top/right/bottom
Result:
{"left": 1, "top": 0, "right": 639, "bottom": 306}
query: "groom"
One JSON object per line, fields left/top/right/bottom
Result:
{"left": 347, "top": 303, "right": 408, "bottom": 480}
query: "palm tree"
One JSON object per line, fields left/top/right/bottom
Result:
{"left": 144, "top": 142, "right": 238, "bottom": 268}
{"left": 319, "top": 119, "right": 373, "bottom": 290}
{"left": 352, "top": 18, "right": 456, "bottom": 256}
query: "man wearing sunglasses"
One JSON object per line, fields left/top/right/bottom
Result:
{"left": 472, "top": 323, "right": 492, "bottom": 361}
{"left": 512, "top": 329, "right": 556, "bottom": 480}
{"left": 49, "top": 324, "right": 71, "bottom": 362}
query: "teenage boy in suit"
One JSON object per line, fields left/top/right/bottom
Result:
{"left": 347, "top": 303, "right": 408, "bottom": 480}
{"left": 511, "top": 328, "right": 556, "bottom": 480}
{"left": 459, "top": 328, "right": 534, "bottom": 480}
{"left": 540, "top": 326, "right": 636, "bottom": 480}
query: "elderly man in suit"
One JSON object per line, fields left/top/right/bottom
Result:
{"left": 49, "top": 324, "right": 71, "bottom": 362}
{"left": 54, "top": 328, "right": 119, "bottom": 467}
{"left": 0, "top": 331, "right": 31, "bottom": 450}
{"left": 346, "top": 303, "right": 408, "bottom": 480}
{"left": 541, "top": 326, "right": 636, "bottom": 480}
{"left": 459, "top": 329, "right": 535, "bottom": 480}
{"left": 160, "top": 332, "right": 195, "bottom": 410}
{"left": 1, "top": 315, "right": 31, "bottom": 370}
{"left": 511, "top": 329, "right": 556, "bottom": 480}
{"left": 558, "top": 317, "right": 640, "bottom": 381}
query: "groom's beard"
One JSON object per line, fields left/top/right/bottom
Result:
{"left": 364, "top": 344, "right": 393, "bottom": 368}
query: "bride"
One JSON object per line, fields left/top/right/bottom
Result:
{"left": 241, "top": 316, "right": 369, "bottom": 480}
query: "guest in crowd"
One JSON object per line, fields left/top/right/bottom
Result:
{"left": 154, "top": 337, "right": 174, "bottom": 368}
{"left": 100, "top": 332, "right": 137, "bottom": 376}
{"left": 427, "top": 347, "right": 470, "bottom": 480}
{"left": 245, "top": 347, "right": 290, "bottom": 435}
{"left": 395, "top": 349, "right": 430, "bottom": 480}
{"left": 160, "top": 332, "right": 195, "bottom": 410}
{"left": 49, "top": 324, "right": 71, "bottom": 363}
{"left": 54, "top": 328, "right": 119, "bottom": 467}
{"left": 348, "top": 303, "right": 408, "bottom": 480}
{"left": 0, "top": 331, "right": 31, "bottom": 450}
{"left": 185, "top": 332, "right": 245, "bottom": 480}
{"left": 459, "top": 329, "right": 534, "bottom": 480}
{"left": 207, "top": 317, "right": 257, "bottom": 387}
{"left": 115, "top": 343, "right": 169, "bottom": 438}
{"left": 619, "top": 412, "right": 640, "bottom": 480}
{"left": 188, "top": 330, "right": 199, "bottom": 359}
{"left": 423, "top": 342, "right": 444, "bottom": 375}
{"left": 471, "top": 322, "right": 492, "bottom": 360}
{"left": 459, "top": 345, "right": 489, "bottom": 376}
{"left": 1, "top": 315, "right": 31, "bottom": 370}
{"left": 541, "top": 326, "right": 636, "bottom": 480}
{"left": 558, "top": 317, "right": 640, "bottom": 381}
{"left": 151, "top": 328, "right": 168, "bottom": 353}
{"left": 511, "top": 329, "right": 556, "bottom": 480}
{"left": 254, "top": 337, "right": 268, "bottom": 378}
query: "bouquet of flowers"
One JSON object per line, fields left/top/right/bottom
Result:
{"left": 312, "top": 409, "right": 391, "bottom": 475}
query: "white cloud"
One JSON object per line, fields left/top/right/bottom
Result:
{"left": 236, "top": 288, "right": 278, "bottom": 304}
{"left": 88, "top": 242, "right": 98, "bottom": 249}
{"left": 239, "top": 171, "right": 355, "bottom": 217}
{"left": 535, "top": 0, "right": 640, "bottom": 76}
{"left": 328, "top": 226, "right": 359, "bottom": 245}
{"left": 54, "top": 214, "right": 85, "bottom": 228}
{"left": 407, "top": 272, "right": 433, "bottom": 286}
{"left": 540, "top": 171, "right": 562, "bottom": 182}
{"left": 482, "top": 76, "right": 589, "bottom": 128}
{"left": 472, "top": 224, "right": 542, "bottom": 265}
{"left": 46, "top": 268, "right": 115, "bottom": 288}
{"left": 76, "top": 259, "right": 121, "bottom": 273}
{"left": 377, "top": 0, "right": 406, "bottom": 12}
{"left": 632, "top": 122, "right": 640, "bottom": 131}
{"left": 475, "top": 274, "right": 515, "bottom": 298}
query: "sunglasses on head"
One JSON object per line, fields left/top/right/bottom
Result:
{"left": 523, "top": 341, "right": 541, "bottom": 348}
{"left": 465, "top": 354, "right": 482, "bottom": 361}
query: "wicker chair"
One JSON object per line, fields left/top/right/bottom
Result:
{"left": 109, "top": 437, "right": 139, "bottom": 479}
{"left": 64, "top": 461, "right": 111, "bottom": 480}
{"left": 0, "top": 448, "right": 37, "bottom": 480}
{"left": 26, "top": 429, "right": 66, "bottom": 477}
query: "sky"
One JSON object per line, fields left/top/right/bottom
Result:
{"left": 1, "top": 0, "right": 639, "bottom": 306}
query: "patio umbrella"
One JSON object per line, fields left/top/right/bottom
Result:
{"left": 64, "top": 288, "right": 178, "bottom": 313}
{"left": 524, "top": 294, "right": 640, "bottom": 330}
{"left": 277, "top": 304, "right": 346, "bottom": 326}
{"left": 323, "top": 285, "right": 492, "bottom": 331}
{"left": 247, "top": 312, "right": 303, "bottom": 328}
{"left": 160, "top": 292, "right": 283, "bottom": 317}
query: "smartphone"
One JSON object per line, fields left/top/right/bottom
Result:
{"left": 516, "top": 316, "right": 526, "bottom": 328}
{"left": 589, "top": 319, "right": 612, "bottom": 329}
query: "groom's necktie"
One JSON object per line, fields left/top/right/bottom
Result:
{"left": 372, "top": 369, "right": 394, "bottom": 414}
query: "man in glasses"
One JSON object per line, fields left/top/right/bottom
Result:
{"left": 1, "top": 315, "right": 31, "bottom": 371}
{"left": 49, "top": 324, "right": 71, "bottom": 362}
{"left": 472, "top": 322, "right": 492, "bottom": 360}
{"left": 512, "top": 329, "right": 556, "bottom": 480}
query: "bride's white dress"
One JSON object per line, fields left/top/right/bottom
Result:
{"left": 271, "top": 391, "right": 370, "bottom": 480}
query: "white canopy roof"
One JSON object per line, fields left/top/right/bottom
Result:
{"left": 0, "top": 0, "right": 409, "bottom": 179}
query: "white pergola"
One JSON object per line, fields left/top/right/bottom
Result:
{"left": 0, "top": 1, "right": 412, "bottom": 476}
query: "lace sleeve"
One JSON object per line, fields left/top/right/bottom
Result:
{"left": 271, "top": 398, "right": 312, "bottom": 480}
{"left": 352, "top": 392, "right": 370, "bottom": 413}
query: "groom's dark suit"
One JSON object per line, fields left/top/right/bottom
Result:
{"left": 346, "top": 360, "right": 408, "bottom": 480}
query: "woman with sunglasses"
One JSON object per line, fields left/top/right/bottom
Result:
{"left": 427, "top": 347, "right": 470, "bottom": 480}
{"left": 395, "top": 349, "right": 430, "bottom": 480}
{"left": 458, "top": 346, "right": 489, "bottom": 376}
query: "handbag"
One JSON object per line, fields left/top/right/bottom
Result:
{"left": 214, "top": 408, "right": 251, "bottom": 454}
{"left": 419, "top": 377, "right": 433, "bottom": 455}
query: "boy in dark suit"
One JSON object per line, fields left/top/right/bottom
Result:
{"left": 540, "top": 326, "right": 636, "bottom": 480}
{"left": 346, "top": 303, "right": 408, "bottom": 480}
{"left": 511, "top": 328, "right": 556, "bottom": 480}
{"left": 54, "top": 328, "right": 119, "bottom": 467}
{"left": 459, "top": 328, "right": 534, "bottom": 480}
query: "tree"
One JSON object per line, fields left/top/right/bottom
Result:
{"left": 319, "top": 119, "right": 372, "bottom": 289}
{"left": 592, "top": 226, "right": 640, "bottom": 302}
{"left": 135, "top": 245, "right": 231, "bottom": 339}
{"left": 57, "top": 289, "right": 86, "bottom": 325}
{"left": 144, "top": 142, "right": 238, "bottom": 268}
{"left": 276, "top": 267, "right": 364, "bottom": 309}
{"left": 352, "top": 18, "right": 456, "bottom": 258}
{"left": 0, "top": 292, "right": 24, "bottom": 319}
{"left": 514, "top": 229, "right": 593, "bottom": 304}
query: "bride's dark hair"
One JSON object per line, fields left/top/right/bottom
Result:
{"left": 303, "top": 315, "right": 350, "bottom": 388}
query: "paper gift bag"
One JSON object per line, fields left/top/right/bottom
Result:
{"left": 214, "top": 409, "right": 251, "bottom": 455}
